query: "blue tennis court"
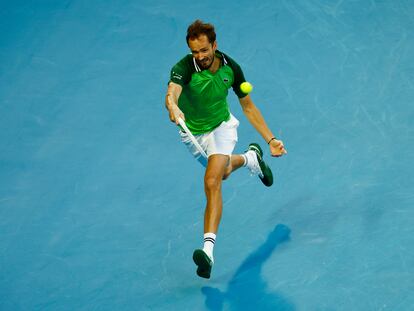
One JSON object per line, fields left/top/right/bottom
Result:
{"left": 1, "top": 1, "right": 413, "bottom": 310}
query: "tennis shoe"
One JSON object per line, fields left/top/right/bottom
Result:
{"left": 193, "top": 249, "right": 213, "bottom": 279}
{"left": 245, "top": 143, "right": 273, "bottom": 187}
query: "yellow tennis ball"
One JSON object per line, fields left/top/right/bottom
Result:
{"left": 240, "top": 82, "right": 253, "bottom": 94}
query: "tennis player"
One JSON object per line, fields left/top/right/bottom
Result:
{"left": 165, "top": 20, "right": 287, "bottom": 279}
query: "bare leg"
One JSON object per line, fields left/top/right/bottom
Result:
{"left": 223, "top": 154, "right": 245, "bottom": 180}
{"left": 203, "top": 154, "right": 229, "bottom": 233}
{"left": 194, "top": 154, "right": 238, "bottom": 278}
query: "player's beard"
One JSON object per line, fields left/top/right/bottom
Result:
{"left": 197, "top": 54, "right": 215, "bottom": 70}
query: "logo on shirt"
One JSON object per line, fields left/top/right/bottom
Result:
{"left": 172, "top": 71, "right": 183, "bottom": 81}
{"left": 223, "top": 77, "right": 229, "bottom": 83}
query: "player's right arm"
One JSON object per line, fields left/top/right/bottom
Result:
{"left": 165, "top": 82, "right": 184, "bottom": 125}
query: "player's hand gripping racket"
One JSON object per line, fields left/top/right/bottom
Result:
{"left": 178, "top": 117, "right": 207, "bottom": 159}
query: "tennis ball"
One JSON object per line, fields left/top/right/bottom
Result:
{"left": 240, "top": 82, "right": 253, "bottom": 94}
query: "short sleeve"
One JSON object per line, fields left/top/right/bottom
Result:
{"left": 169, "top": 55, "right": 193, "bottom": 86}
{"left": 224, "top": 54, "right": 247, "bottom": 98}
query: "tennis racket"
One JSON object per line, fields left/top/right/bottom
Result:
{"left": 178, "top": 118, "right": 207, "bottom": 159}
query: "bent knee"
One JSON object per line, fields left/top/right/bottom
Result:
{"left": 204, "top": 176, "right": 222, "bottom": 191}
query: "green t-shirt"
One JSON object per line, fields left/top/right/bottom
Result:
{"left": 169, "top": 50, "right": 247, "bottom": 134}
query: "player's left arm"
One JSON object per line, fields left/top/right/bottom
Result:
{"left": 239, "top": 95, "right": 287, "bottom": 157}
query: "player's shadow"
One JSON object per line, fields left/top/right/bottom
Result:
{"left": 202, "top": 224, "right": 295, "bottom": 311}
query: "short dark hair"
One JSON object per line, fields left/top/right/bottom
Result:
{"left": 186, "top": 20, "right": 216, "bottom": 44}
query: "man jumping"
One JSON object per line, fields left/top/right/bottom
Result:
{"left": 165, "top": 20, "right": 287, "bottom": 279}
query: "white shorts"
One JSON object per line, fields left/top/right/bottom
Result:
{"left": 180, "top": 114, "right": 240, "bottom": 167}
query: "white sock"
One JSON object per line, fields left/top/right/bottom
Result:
{"left": 241, "top": 153, "right": 248, "bottom": 167}
{"left": 203, "top": 233, "right": 216, "bottom": 262}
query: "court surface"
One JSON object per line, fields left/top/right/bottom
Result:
{"left": 1, "top": 1, "right": 413, "bottom": 310}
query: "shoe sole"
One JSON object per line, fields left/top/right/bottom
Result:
{"left": 193, "top": 249, "right": 212, "bottom": 279}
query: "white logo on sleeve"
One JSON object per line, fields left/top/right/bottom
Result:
{"left": 172, "top": 71, "right": 183, "bottom": 80}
